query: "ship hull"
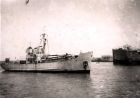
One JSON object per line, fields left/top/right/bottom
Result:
{"left": 113, "top": 49, "right": 140, "bottom": 65}
{"left": 1, "top": 52, "right": 92, "bottom": 72}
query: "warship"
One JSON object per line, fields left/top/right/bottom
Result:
{"left": 0, "top": 33, "right": 93, "bottom": 72}
{"left": 113, "top": 45, "right": 140, "bottom": 64}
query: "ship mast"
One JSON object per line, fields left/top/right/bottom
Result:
{"left": 40, "top": 33, "right": 49, "bottom": 54}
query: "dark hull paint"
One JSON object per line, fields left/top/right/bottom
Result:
{"left": 3, "top": 70, "right": 90, "bottom": 73}
{"left": 113, "top": 60, "right": 140, "bottom": 65}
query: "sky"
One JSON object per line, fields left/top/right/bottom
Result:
{"left": 1, "top": 0, "right": 140, "bottom": 60}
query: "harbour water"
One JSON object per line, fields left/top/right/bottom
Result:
{"left": 0, "top": 62, "right": 140, "bottom": 98}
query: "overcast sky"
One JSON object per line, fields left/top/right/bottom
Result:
{"left": 1, "top": 0, "right": 140, "bottom": 60}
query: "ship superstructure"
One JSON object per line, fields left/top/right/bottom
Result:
{"left": 26, "top": 33, "right": 47, "bottom": 63}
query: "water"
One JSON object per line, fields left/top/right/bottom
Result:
{"left": 0, "top": 62, "right": 140, "bottom": 98}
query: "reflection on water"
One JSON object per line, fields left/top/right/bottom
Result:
{"left": 90, "top": 63, "right": 140, "bottom": 98}
{"left": 0, "top": 62, "right": 140, "bottom": 98}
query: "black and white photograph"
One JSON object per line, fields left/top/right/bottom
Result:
{"left": 0, "top": 0, "right": 140, "bottom": 98}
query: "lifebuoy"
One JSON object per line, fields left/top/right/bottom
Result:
{"left": 83, "top": 61, "right": 88, "bottom": 70}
